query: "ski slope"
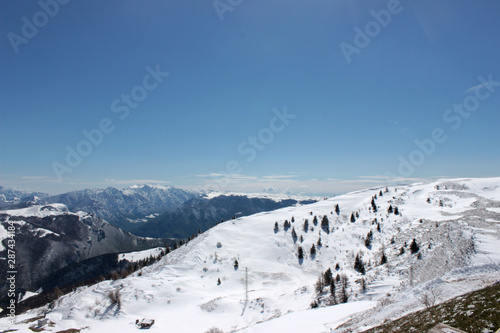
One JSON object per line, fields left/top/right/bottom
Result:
{"left": 3, "top": 177, "right": 500, "bottom": 332}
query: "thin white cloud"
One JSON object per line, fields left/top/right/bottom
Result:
{"left": 358, "top": 175, "right": 426, "bottom": 182}
{"left": 21, "top": 176, "right": 50, "bottom": 179}
{"left": 105, "top": 178, "right": 170, "bottom": 185}
{"left": 261, "top": 175, "right": 298, "bottom": 180}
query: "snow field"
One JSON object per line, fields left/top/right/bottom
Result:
{"left": 2, "top": 178, "right": 500, "bottom": 332}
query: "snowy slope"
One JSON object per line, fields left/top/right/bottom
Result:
{"left": 202, "top": 191, "right": 322, "bottom": 201}
{"left": 3, "top": 178, "right": 500, "bottom": 333}
{"left": 118, "top": 247, "right": 166, "bottom": 263}
{"left": 0, "top": 204, "right": 168, "bottom": 297}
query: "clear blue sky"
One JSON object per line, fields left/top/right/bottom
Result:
{"left": 1, "top": 0, "right": 499, "bottom": 195}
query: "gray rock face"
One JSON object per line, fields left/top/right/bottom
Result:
{"left": 43, "top": 185, "right": 195, "bottom": 231}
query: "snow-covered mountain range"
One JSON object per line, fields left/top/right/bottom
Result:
{"left": 2, "top": 178, "right": 500, "bottom": 332}
{"left": 42, "top": 185, "right": 195, "bottom": 231}
{"left": 0, "top": 186, "right": 48, "bottom": 207}
{"left": 0, "top": 185, "right": 319, "bottom": 238}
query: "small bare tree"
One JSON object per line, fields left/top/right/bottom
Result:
{"left": 420, "top": 288, "right": 441, "bottom": 308}
{"left": 108, "top": 289, "right": 121, "bottom": 309}
{"left": 205, "top": 328, "right": 224, "bottom": 333}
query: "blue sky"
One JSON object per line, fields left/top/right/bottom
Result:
{"left": 1, "top": 0, "right": 499, "bottom": 195}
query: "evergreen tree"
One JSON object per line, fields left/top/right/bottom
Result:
{"left": 410, "top": 238, "right": 419, "bottom": 254}
{"left": 217, "top": 278, "right": 221, "bottom": 285}
{"left": 300, "top": 235, "right": 304, "bottom": 243}
{"left": 313, "top": 215, "right": 318, "bottom": 226}
{"left": 274, "top": 222, "right": 279, "bottom": 233}
{"left": 379, "top": 190, "right": 383, "bottom": 196}
{"left": 284, "top": 220, "right": 290, "bottom": 231}
{"left": 291, "top": 216, "right": 295, "bottom": 223}
{"left": 381, "top": 252, "right": 387, "bottom": 265}
{"left": 388, "top": 205, "right": 393, "bottom": 214}
{"left": 356, "top": 211, "right": 360, "bottom": 218}
{"left": 335, "top": 204, "right": 340, "bottom": 215}
{"left": 394, "top": 206, "right": 400, "bottom": 215}
{"left": 317, "top": 236, "right": 322, "bottom": 248}
{"left": 350, "top": 213, "right": 356, "bottom": 223}
{"left": 324, "top": 268, "right": 333, "bottom": 285}
{"left": 291, "top": 227, "right": 297, "bottom": 242}
{"left": 234, "top": 259, "right": 239, "bottom": 270}
{"left": 303, "top": 219, "right": 309, "bottom": 233}
{"left": 371, "top": 198, "right": 377, "bottom": 212}
{"left": 310, "top": 244, "right": 316, "bottom": 257}
{"left": 321, "top": 215, "right": 330, "bottom": 233}
{"left": 377, "top": 222, "right": 381, "bottom": 232}
{"left": 298, "top": 246, "right": 304, "bottom": 260}
{"left": 335, "top": 263, "right": 340, "bottom": 271}
{"left": 364, "top": 230, "right": 373, "bottom": 249}
{"left": 354, "top": 254, "right": 366, "bottom": 274}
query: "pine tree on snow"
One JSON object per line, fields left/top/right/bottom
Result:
{"left": 410, "top": 238, "right": 419, "bottom": 254}
{"left": 291, "top": 227, "right": 297, "bottom": 241}
{"left": 324, "top": 268, "right": 333, "bottom": 285}
{"left": 321, "top": 215, "right": 330, "bottom": 233}
{"left": 381, "top": 252, "right": 387, "bottom": 265}
{"left": 365, "top": 230, "right": 373, "bottom": 249}
{"left": 354, "top": 254, "right": 366, "bottom": 275}
{"left": 371, "top": 198, "right": 377, "bottom": 212}
{"left": 298, "top": 246, "right": 304, "bottom": 260}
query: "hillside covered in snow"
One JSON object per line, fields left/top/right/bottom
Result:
{"left": 2, "top": 178, "right": 499, "bottom": 332}
{"left": 0, "top": 204, "right": 170, "bottom": 305}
